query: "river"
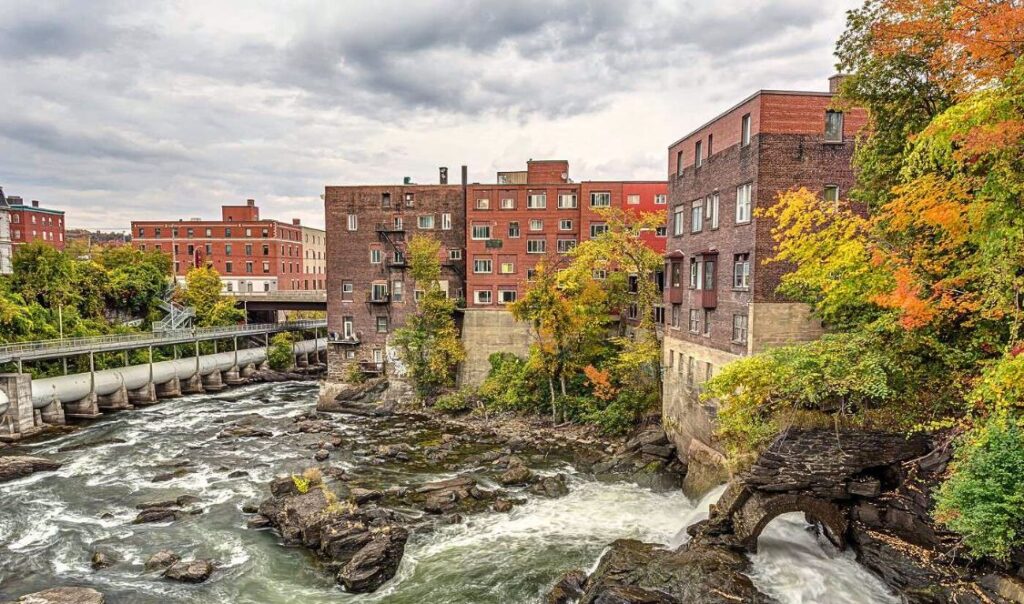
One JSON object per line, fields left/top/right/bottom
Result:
{"left": 0, "top": 381, "right": 898, "bottom": 603}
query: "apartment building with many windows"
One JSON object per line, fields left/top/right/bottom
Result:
{"left": 5, "top": 196, "right": 66, "bottom": 250}
{"left": 661, "top": 76, "right": 868, "bottom": 468}
{"left": 131, "top": 199, "right": 305, "bottom": 292}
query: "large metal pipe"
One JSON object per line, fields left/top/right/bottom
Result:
{"left": 30, "top": 338, "right": 324, "bottom": 409}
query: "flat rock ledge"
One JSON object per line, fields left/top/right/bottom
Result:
{"left": 5, "top": 587, "right": 104, "bottom": 604}
{"left": 0, "top": 456, "right": 61, "bottom": 484}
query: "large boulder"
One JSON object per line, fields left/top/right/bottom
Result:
{"left": 0, "top": 456, "right": 61, "bottom": 484}
{"left": 144, "top": 550, "right": 180, "bottom": 571}
{"left": 337, "top": 527, "right": 409, "bottom": 593}
{"left": 11, "top": 587, "right": 104, "bottom": 603}
{"left": 163, "top": 559, "right": 214, "bottom": 583}
{"left": 317, "top": 378, "right": 390, "bottom": 413}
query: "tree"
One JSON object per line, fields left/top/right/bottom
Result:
{"left": 179, "top": 266, "right": 242, "bottom": 326}
{"left": 268, "top": 332, "right": 295, "bottom": 371}
{"left": 392, "top": 235, "right": 465, "bottom": 398}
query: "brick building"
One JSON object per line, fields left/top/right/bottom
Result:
{"left": 465, "top": 160, "right": 667, "bottom": 308}
{"left": 6, "top": 197, "right": 66, "bottom": 250}
{"left": 324, "top": 174, "right": 467, "bottom": 380}
{"left": 131, "top": 199, "right": 305, "bottom": 292}
{"left": 299, "top": 223, "right": 326, "bottom": 291}
{"left": 661, "top": 76, "right": 868, "bottom": 468}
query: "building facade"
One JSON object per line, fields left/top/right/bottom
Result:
{"left": 131, "top": 199, "right": 305, "bottom": 292}
{"left": 300, "top": 223, "right": 327, "bottom": 291}
{"left": 661, "top": 77, "right": 868, "bottom": 466}
{"left": 0, "top": 188, "right": 11, "bottom": 274}
{"left": 6, "top": 197, "right": 66, "bottom": 250}
{"left": 324, "top": 178, "right": 467, "bottom": 381}
{"left": 464, "top": 160, "right": 667, "bottom": 308}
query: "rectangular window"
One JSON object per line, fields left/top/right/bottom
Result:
{"left": 655, "top": 194, "right": 667, "bottom": 205}
{"left": 736, "top": 183, "right": 752, "bottom": 223}
{"left": 499, "top": 289, "right": 517, "bottom": 304}
{"left": 418, "top": 215, "right": 435, "bottom": 229}
{"left": 557, "top": 239, "right": 577, "bottom": 253}
{"left": 393, "top": 216, "right": 403, "bottom": 230}
{"left": 474, "top": 290, "right": 492, "bottom": 305}
{"left": 262, "top": 244, "right": 269, "bottom": 256}
{"left": 371, "top": 282, "right": 389, "bottom": 302}
{"left": 207, "top": 244, "right": 214, "bottom": 255}
{"left": 558, "top": 193, "right": 577, "bottom": 208}
{"left": 508, "top": 222, "right": 520, "bottom": 238}
{"left": 500, "top": 262, "right": 515, "bottom": 274}
{"left": 471, "top": 224, "right": 491, "bottom": 239}
{"left": 370, "top": 248, "right": 382, "bottom": 264}
{"left": 244, "top": 243, "right": 252, "bottom": 255}
{"left": 263, "top": 261, "right": 270, "bottom": 273}
{"left": 245, "top": 261, "right": 253, "bottom": 274}
{"left": 245, "top": 228, "right": 251, "bottom": 237}
{"left": 405, "top": 192, "right": 414, "bottom": 207}
{"left": 392, "top": 281, "right": 403, "bottom": 302}
{"left": 343, "top": 316, "right": 354, "bottom": 338}
{"left": 529, "top": 219, "right": 543, "bottom": 232}
{"left": 527, "top": 239, "right": 546, "bottom": 254}
{"left": 824, "top": 185, "right": 840, "bottom": 203}
{"left": 691, "top": 199, "right": 703, "bottom": 233}
{"left": 825, "top": 110, "right": 844, "bottom": 142}
{"left": 559, "top": 219, "right": 573, "bottom": 231}
{"left": 707, "top": 134, "right": 713, "bottom": 157}
{"left": 475, "top": 198, "right": 490, "bottom": 210}
{"left": 473, "top": 258, "right": 493, "bottom": 273}
{"left": 501, "top": 197, "right": 515, "bottom": 209}
{"left": 442, "top": 213, "right": 452, "bottom": 230}
{"left": 689, "top": 258, "right": 701, "bottom": 288}
{"left": 671, "top": 262, "right": 682, "bottom": 288}
{"left": 671, "top": 304, "right": 681, "bottom": 328}
{"left": 703, "top": 310, "right": 712, "bottom": 336}
{"left": 709, "top": 193, "right": 720, "bottom": 229}
{"left": 734, "top": 254, "right": 750, "bottom": 289}
{"left": 733, "top": 314, "right": 749, "bottom": 343}
{"left": 627, "top": 194, "right": 640, "bottom": 205}
{"left": 673, "top": 206, "right": 684, "bottom": 236}
{"left": 527, "top": 193, "right": 547, "bottom": 209}
{"left": 590, "top": 223, "right": 608, "bottom": 238}
{"left": 138, "top": 227, "right": 145, "bottom": 237}
{"left": 187, "top": 228, "right": 194, "bottom": 238}
{"left": 689, "top": 309, "right": 701, "bottom": 333}
{"left": 448, "top": 249, "right": 462, "bottom": 260}
{"left": 590, "top": 192, "right": 611, "bottom": 207}
{"left": 694, "top": 140, "right": 703, "bottom": 168}
{"left": 676, "top": 150, "right": 684, "bottom": 176}
{"left": 225, "top": 261, "right": 233, "bottom": 273}
{"left": 187, "top": 244, "right": 195, "bottom": 255}
{"left": 381, "top": 192, "right": 391, "bottom": 207}
{"left": 205, "top": 228, "right": 212, "bottom": 237}
{"left": 741, "top": 113, "right": 751, "bottom": 146}
{"left": 655, "top": 226, "right": 667, "bottom": 237}
{"left": 687, "top": 356, "right": 695, "bottom": 388}
{"left": 376, "top": 316, "right": 389, "bottom": 333}
{"left": 703, "top": 259, "right": 715, "bottom": 290}
{"left": 347, "top": 214, "right": 357, "bottom": 231}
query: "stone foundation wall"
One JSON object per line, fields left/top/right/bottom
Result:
{"left": 457, "top": 309, "right": 532, "bottom": 388}
{"left": 749, "top": 302, "right": 823, "bottom": 354}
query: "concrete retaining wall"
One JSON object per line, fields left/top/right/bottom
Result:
{"left": 457, "top": 309, "right": 533, "bottom": 387}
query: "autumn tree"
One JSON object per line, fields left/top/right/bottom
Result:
{"left": 179, "top": 266, "right": 243, "bottom": 327}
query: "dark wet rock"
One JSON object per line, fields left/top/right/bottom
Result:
{"left": 499, "top": 464, "right": 532, "bottom": 486}
{"left": 591, "top": 585, "right": 681, "bottom": 603}
{"left": 293, "top": 419, "right": 334, "bottom": 434}
{"left": 318, "top": 378, "right": 392, "bottom": 415}
{"left": 151, "top": 468, "right": 190, "bottom": 482}
{"left": 314, "top": 449, "right": 330, "bottom": 461}
{"left": 90, "top": 547, "right": 119, "bottom": 570}
{"left": 0, "top": 456, "right": 61, "bottom": 484}
{"left": 547, "top": 569, "right": 587, "bottom": 604}
{"left": 132, "top": 508, "right": 180, "bottom": 524}
{"left": 217, "top": 425, "right": 272, "bottom": 439}
{"left": 136, "top": 494, "right": 199, "bottom": 510}
{"left": 11, "top": 587, "right": 105, "bottom": 603}
{"left": 530, "top": 474, "right": 570, "bottom": 498}
{"left": 337, "top": 527, "right": 409, "bottom": 593}
{"left": 624, "top": 429, "right": 669, "bottom": 452}
{"left": 227, "top": 470, "right": 250, "bottom": 479}
{"left": 163, "top": 559, "right": 214, "bottom": 583}
{"left": 399, "top": 475, "right": 498, "bottom": 515}
{"left": 57, "top": 438, "right": 127, "bottom": 453}
{"left": 241, "top": 503, "right": 259, "bottom": 514}
{"left": 350, "top": 488, "right": 383, "bottom": 504}
{"left": 493, "top": 499, "right": 515, "bottom": 513}
{"left": 144, "top": 550, "right": 180, "bottom": 571}
{"left": 251, "top": 368, "right": 311, "bottom": 383}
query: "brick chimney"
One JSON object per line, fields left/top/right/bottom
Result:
{"left": 829, "top": 74, "right": 849, "bottom": 94}
{"left": 292, "top": 218, "right": 301, "bottom": 225}
{"left": 31, "top": 200, "right": 39, "bottom": 208}
{"left": 246, "top": 199, "right": 255, "bottom": 206}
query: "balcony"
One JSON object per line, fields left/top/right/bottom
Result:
{"left": 359, "top": 361, "right": 386, "bottom": 375}
{"left": 328, "top": 331, "right": 360, "bottom": 345}
{"left": 367, "top": 292, "right": 390, "bottom": 304}
{"left": 375, "top": 223, "right": 405, "bottom": 233}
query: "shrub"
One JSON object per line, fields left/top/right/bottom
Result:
{"left": 267, "top": 332, "right": 295, "bottom": 371}
{"left": 434, "top": 389, "right": 475, "bottom": 415}
{"left": 345, "top": 361, "right": 367, "bottom": 385}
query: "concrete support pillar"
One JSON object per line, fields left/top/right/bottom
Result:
{"left": 39, "top": 398, "right": 65, "bottom": 426}
{"left": 65, "top": 393, "right": 101, "bottom": 419}
{"left": 223, "top": 366, "right": 243, "bottom": 386}
{"left": 0, "top": 373, "right": 41, "bottom": 441}
{"left": 296, "top": 352, "right": 309, "bottom": 368}
{"left": 97, "top": 385, "right": 132, "bottom": 411}
{"left": 240, "top": 363, "right": 256, "bottom": 378}
{"left": 202, "top": 370, "right": 225, "bottom": 392}
{"left": 181, "top": 374, "right": 204, "bottom": 394}
{"left": 155, "top": 377, "right": 182, "bottom": 398}
{"left": 128, "top": 382, "right": 158, "bottom": 405}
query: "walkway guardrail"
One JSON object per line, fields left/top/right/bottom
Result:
{"left": 0, "top": 320, "right": 326, "bottom": 364}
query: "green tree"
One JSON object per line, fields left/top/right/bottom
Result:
{"left": 267, "top": 332, "right": 295, "bottom": 371}
{"left": 179, "top": 266, "right": 242, "bottom": 326}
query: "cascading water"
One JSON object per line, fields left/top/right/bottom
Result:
{"left": 0, "top": 382, "right": 897, "bottom": 603}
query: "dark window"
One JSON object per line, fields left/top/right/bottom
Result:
{"left": 825, "top": 111, "right": 844, "bottom": 142}
{"left": 741, "top": 113, "right": 751, "bottom": 146}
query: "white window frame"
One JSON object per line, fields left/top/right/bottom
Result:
{"left": 527, "top": 193, "right": 547, "bottom": 209}
{"left": 473, "top": 258, "right": 493, "bottom": 274}
{"left": 475, "top": 198, "right": 490, "bottom": 210}
{"left": 501, "top": 197, "right": 516, "bottom": 209}
{"left": 559, "top": 219, "right": 573, "bottom": 231}
{"left": 474, "top": 290, "right": 493, "bottom": 305}
{"left": 590, "top": 192, "right": 611, "bottom": 207}
{"left": 527, "top": 239, "right": 546, "bottom": 254}
{"left": 824, "top": 185, "right": 840, "bottom": 203}
{"left": 590, "top": 223, "right": 608, "bottom": 238}
{"left": 471, "top": 224, "right": 491, "bottom": 240}
{"left": 498, "top": 289, "right": 517, "bottom": 305}
{"left": 741, "top": 113, "right": 751, "bottom": 147}
{"left": 691, "top": 199, "right": 703, "bottom": 234}
{"left": 655, "top": 194, "right": 667, "bottom": 205}
{"left": 825, "top": 110, "right": 844, "bottom": 143}
{"left": 529, "top": 219, "right": 543, "bottom": 232}
{"left": 557, "top": 239, "right": 577, "bottom": 253}
{"left": 370, "top": 248, "right": 383, "bottom": 264}
{"left": 499, "top": 262, "right": 515, "bottom": 274}
{"left": 673, "top": 206, "right": 684, "bottom": 236}
{"left": 508, "top": 222, "right": 520, "bottom": 238}
{"left": 736, "top": 184, "right": 752, "bottom": 223}
{"left": 448, "top": 248, "right": 462, "bottom": 260}
{"left": 347, "top": 214, "right": 358, "bottom": 231}
{"left": 418, "top": 215, "right": 435, "bottom": 230}
{"left": 709, "top": 193, "right": 719, "bottom": 229}
{"left": 627, "top": 194, "right": 641, "bottom": 205}
{"left": 733, "top": 254, "right": 750, "bottom": 289}
{"left": 557, "top": 193, "right": 577, "bottom": 209}
{"left": 441, "top": 212, "right": 452, "bottom": 230}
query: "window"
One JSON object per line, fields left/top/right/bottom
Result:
{"left": 499, "top": 289, "right": 517, "bottom": 304}
{"left": 418, "top": 215, "right": 435, "bottom": 229}
{"left": 707, "top": 134, "right": 713, "bottom": 157}
{"left": 708, "top": 193, "right": 720, "bottom": 229}
{"left": 590, "top": 192, "right": 611, "bottom": 207}
{"left": 736, "top": 183, "right": 752, "bottom": 223}
{"left": 476, "top": 198, "right": 490, "bottom": 210}
{"left": 703, "top": 310, "right": 712, "bottom": 336}
{"left": 263, "top": 244, "right": 269, "bottom": 256}
{"left": 392, "top": 280, "right": 403, "bottom": 302}
{"left": 346, "top": 214, "right": 357, "bottom": 231}
{"left": 405, "top": 192, "right": 415, "bottom": 207}
{"left": 263, "top": 261, "right": 270, "bottom": 273}
{"left": 741, "top": 113, "right": 752, "bottom": 146}
{"left": 381, "top": 192, "right": 391, "bottom": 207}
{"left": 474, "top": 290, "right": 492, "bottom": 305}
{"left": 671, "top": 262, "right": 682, "bottom": 288}
{"left": 528, "top": 269, "right": 538, "bottom": 281}
{"left": 376, "top": 316, "right": 389, "bottom": 333}
{"left": 225, "top": 261, "right": 233, "bottom": 273}
{"left": 138, "top": 227, "right": 145, "bottom": 237}
{"left": 559, "top": 219, "right": 573, "bottom": 231}
{"left": 590, "top": 223, "right": 608, "bottom": 238}
{"left": 825, "top": 110, "right": 844, "bottom": 142}
{"left": 244, "top": 261, "right": 254, "bottom": 274}
{"left": 655, "top": 194, "right": 667, "bottom": 205}
{"left": 703, "top": 259, "right": 716, "bottom": 289}
{"left": 671, "top": 304, "right": 681, "bottom": 328}
{"left": 529, "top": 219, "right": 543, "bottom": 232}
{"left": 508, "top": 222, "right": 520, "bottom": 238}
{"left": 676, "top": 150, "right": 684, "bottom": 176}
{"left": 527, "top": 193, "right": 547, "bottom": 209}
{"left": 557, "top": 239, "right": 577, "bottom": 253}
{"left": 371, "top": 282, "right": 389, "bottom": 302}
{"left": 673, "top": 206, "right": 684, "bottom": 236}
{"left": 205, "top": 228, "right": 212, "bottom": 237}
{"left": 655, "top": 226, "right": 667, "bottom": 237}
{"left": 688, "top": 309, "right": 701, "bottom": 333}
{"left": 208, "top": 244, "right": 214, "bottom": 255}
{"left": 393, "top": 216, "right": 403, "bottom": 230}
{"left": 343, "top": 316, "right": 354, "bottom": 338}
{"left": 501, "top": 197, "right": 516, "bottom": 209}
{"left": 244, "top": 243, "right": 252, "bottom": 255}
{"left": 558, "top": 193, "right": 577, "bottom": 208}
{"left": 441, "top": 213, "right": 452, "bottom": 230}
{"left": 627, "top": 194, "right": 640, "bottom": 205}
{"left": 500, "top": 262, "right": 515, "bottom": 274}
{"left": 245, "top": 228, "right": 251, "bottom": 237}
{"left": 473, "top": 258, "right": 493, "bottom": 273}
{"left": 694, "top": 140, "right": 703, "bottom": 168}
{"left": 187, "top": 228, "right": 194, "bottom": 238}
{"left": 691, "top": 199, "right": 703, "bottom": 233}
{"left": 471, "top": 224, "right": 491, "bottom": 239}
{"left": 370, "top": 248, "right": 382, "bottom": 264}
{"left": 187, "top": 244, "right": 195, "bottom": 256}
{"left": 527, "top": 239, "right": 546, "bottom": 254}
{"left": 628, "top": 304, "right": 639, "bottom": 320}
{"left": 262, "top": 228, "right": 269, "bottom": 237}
{"left": 733, "top": 254, "right": 750, "bottom": 289}
{"left": 733, "top": 314, "right": 749, "bottom": 343}
{"left": 687, "top": 356, "right": 695, "bottom": 388}
{"left": 689, "top": 257, "right": 701, "bottom": 288}
{"left": 824, "top": 185, "right": 839, "bottom": 203}
{"left": 448, "top": 249, "right": 462, "bottom": 260}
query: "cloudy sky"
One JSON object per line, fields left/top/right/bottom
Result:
{"left": 0, "top": 0, "right": 859, "bottom": 230}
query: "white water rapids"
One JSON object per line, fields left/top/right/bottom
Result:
{"left": 0, "top": 382, "right": 898, "bottom": 603}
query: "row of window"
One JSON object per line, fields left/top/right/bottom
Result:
{"left": 473, "top": 289, "right": 518, "bottom": 305}
{"left": 11, "top": 214, "right": 62, "bottom": 227}
{"left": 471, "top": 192, "right": 667, "bottom": 210}
{"left": 137, "top": 225, "right": 298, "bottom": 240}
{"left": 140, "top": 242, "right": 300, "bottom": 258}
{"left": 470, "top": 222, "right": 611, "bottom": 240}
{"left": 667, "top": 307, "right": 749, "bottom": 344}
{"left": 667, "top": 254, "right": 750, "bottom": 291}
{"left": 347, "top": 213, "right": 453, "bottom": 231}
{"left": 12, "top": 229, "right": 64, "bottom": 242}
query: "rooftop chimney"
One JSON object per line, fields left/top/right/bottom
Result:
{"left": 439, "top": 166, "right": 448, "bottom": 185}
{"left": 246, "top": 199, "right": 255, "bottom": 206}
{"left": 461, "top": 165, "right": 468, "bottom": 187}
{"left": 829, "top": 74, "right": 849, "bottom": 94}
{"left": 292, "top": 218, "right": 301, "bottom": 225}
{"left": 31, "top": 200, "right": 39, "bottom": 208}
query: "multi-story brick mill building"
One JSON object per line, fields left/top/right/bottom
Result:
{"left": 131, "top": 199, "right": 306, "bottom": 292}
{"left": 661, "top": 76, "right": 868, "bottom": 477}
{"left": 324, "top": 170, "right": 467, "bottom": 380}
{"left": 6, "top": 196, "right": 66, "bottom": 250}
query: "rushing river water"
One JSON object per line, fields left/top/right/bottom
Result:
{"left": 0, "top": 382, "right": 898, "bottom": 603}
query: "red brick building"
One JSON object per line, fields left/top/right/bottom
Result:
{"left": 465, "top": 160, "right": 667, "bottom": 308}
{"left": 7, "top": 197, "right": 66, "bottom": 250}
{"left": 661, "top": 76, "right": 869, "bottom": 472}
{"left": 131, "top": 199, "right": 306, "bottom": 292}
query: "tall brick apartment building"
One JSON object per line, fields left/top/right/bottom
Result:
{"left": 324, "top": 176, "right": 467, "bottom": 379}
{"left": 131, "top": 200, "right": 307, "bottom": 292}
{"left": 6, "top": 197, "right": 66, "bottom": 250}
{"left": 465, "top": 160, "right": 667, "bottom": 308}
{"left": 661, "top": 76, "right": 868, "bottom": 471}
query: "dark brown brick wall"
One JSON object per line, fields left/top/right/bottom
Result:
{"left": 324, "top": 184, "right": 466, "bottom": 378}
